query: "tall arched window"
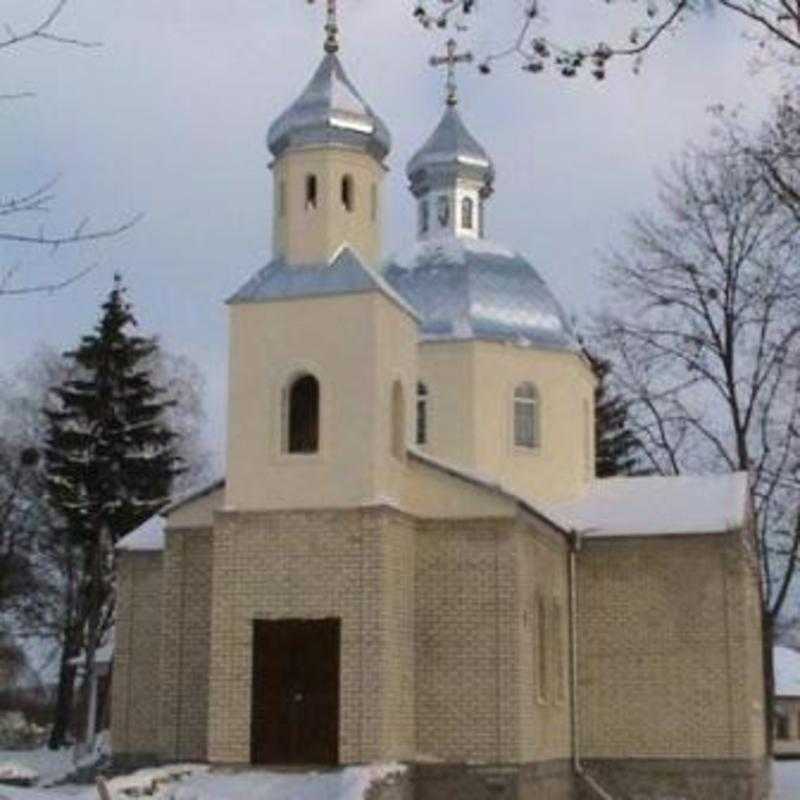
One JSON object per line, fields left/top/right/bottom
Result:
{"left": 305, "top": 174, "right": 318, "bottom": 211}
{"left": 461, "top": 196, "right": 474, "bottom": 230}
{"left": 341, "top": 175, "right": 354, "bottom": 212}
{"left": 416, "top": 382, "right": 428, "bottom": 446}
{"left": 286, "top": 374, "right": 319, "bottom": 454}
{"left": 514, "top": 382, "right": 539, "bottom": 449}
{"left": 391, "top": 381, "right": 405, "bottom": 460}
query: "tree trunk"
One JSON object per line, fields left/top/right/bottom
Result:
{"left": 762, "top": 612, "right": 776, "bottom": 757}
{"left": 48, "top": 638, "right": 77, "bottom": 750}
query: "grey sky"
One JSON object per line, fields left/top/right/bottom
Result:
{"left": 0, "top": 0, "right": 784, "bottom": 469}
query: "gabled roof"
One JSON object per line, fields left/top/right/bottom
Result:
{"left": 228, "top": 246, "right": 420, "bottom": 321}
{"left": 545, "top": 472, "right": 750, "bottom": 538}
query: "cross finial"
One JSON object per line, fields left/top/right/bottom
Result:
{"left": 429, "top": 38, "right": 473, "bottom": 107}
{"left": 324, "top": 0, "right": 339, "bottom": 54}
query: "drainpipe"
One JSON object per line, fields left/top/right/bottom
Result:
{"left": 569, "top": 528, "right": 615, "bottom": 800}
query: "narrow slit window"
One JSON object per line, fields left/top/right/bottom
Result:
{"left": 461, "top": 196, "right": 474, "bottom": 230}
{"left": 416, "top": 382, "right": 428, "bottom": 446}
{"left": 279, "top": 180, "right": 287, "bottom": 217}
{"left": 419, "top": 200, "right": 429, "bottom": 235}
{"left": 553, "top": 600, "right": 565, "bottom": 702}
{"left": 514, "top": 382, "right": 539, "bottom": 449}
{"left": 341, "top": 175, "right": 354, "bottom": 212}
{"left": 286, "top": 374, "right": 319, "bottom": 454}
{"left": 305, "top": 174, "right": 318, "bottom": 211}
{"left": 371, "top": 183, "right": 378, "bottom": 222}
{"left": 537, "top": 593, "right": 548, "bottom": 703}
{"left": 391, "top": 380, "right": 405, "bottom": 460}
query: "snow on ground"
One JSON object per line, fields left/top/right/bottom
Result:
{"left": 774, "top": 760, "right": 800, "bottom": 800}
{"left": 0, "top": 762, "right": 406, "bottom": 800}
{"left": 0, "top": 747, "right": 78, "bottom": 789}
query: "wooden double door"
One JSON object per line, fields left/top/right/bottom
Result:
{"left": 250, "top": 618, "right": 341, "bottom": 766}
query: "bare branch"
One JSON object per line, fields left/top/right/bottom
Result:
{"left": 0, "top": 0, "right": 100, "bottom": 53}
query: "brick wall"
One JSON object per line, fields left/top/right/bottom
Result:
{"left": 577, "top": 532, "right": 766, "bottom": 760}
{"left": 206, "top": 506, "right": 416, "bottom": 764}
{"left": 514, "top": 518, "right": 571, "bottom": 763}
{"left": 414, "top": 517, "right": 519, "bottom": 763}
{"left": 111, "top": 551, "right": 163, "bottom": 757}
{"left": 158, "top": 527, "right": 213, "bottom": 761}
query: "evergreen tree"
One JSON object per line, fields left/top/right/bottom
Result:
{"left": 589, "top": 354, "right": 643, "bottom": 478}
{"left": 44, "top": 275, "right": 181, "bottom": 748}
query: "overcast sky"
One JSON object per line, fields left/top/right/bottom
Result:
{"left": 0, "top": 0, "right": 786, "bottom": 470}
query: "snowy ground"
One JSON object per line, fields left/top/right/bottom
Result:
{"left": 3, "top": 756, "right": 800, "bottom": 799}
{"left": 773, "top": 760, "right": 800, "bottom": 799}
{"left": 0, "top": 759, "right": 405, "bottom": 800}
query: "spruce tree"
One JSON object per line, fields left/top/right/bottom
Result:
{"left": 589, "top": 354, "right": 643, "bottom": 478}
{"left": 44, "top": 275, "right": 181, "bottom": 748}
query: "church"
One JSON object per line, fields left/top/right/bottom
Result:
{"left": 110, "top": 12, "right": 768, "bottom": 800}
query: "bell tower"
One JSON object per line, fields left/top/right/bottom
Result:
{"left": 407, "top": 39, "right": 494, "bottom": 243}
{"left": 267, "top": 2, "right": 391, "bottom": 267}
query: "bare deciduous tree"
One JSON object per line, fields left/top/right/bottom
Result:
{"left": 595, "top": 132, "right": 800, "bottom": 747}
{"left": 407, "top": 1, "right": 800, "bottom": 79}
{"left": 1, "top": 1, "right": 140, "bottom": 297}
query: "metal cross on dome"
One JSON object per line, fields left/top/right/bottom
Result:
{"left": 306, "top": 0, "right": 340, "bottom": 54}
{"left": 430, "top": 38, "right": 473, "bottom": 107}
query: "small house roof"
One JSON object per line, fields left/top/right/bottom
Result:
{"left": 116, "top": 514, "right": 166, "bottom": 552}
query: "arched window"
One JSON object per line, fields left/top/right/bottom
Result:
{"left": 391, "top": 380, "right": 405, "bottom": 460}
{"left": 305, "top": 174, "right": 318, "bottom": 211}
{"left": 286, "top": 374, "right": 319, "bottom": 454}
{"left": 416, "top": 382, "right": 428, "bottom": 446}
{"left": 461, "top": 196, "right": 474, "bottom": 230}
{"left": 341, "top": 175, "right": 354, "bottom": 212}
{"left": 370, "top": 183, "right": 378, "bottom": 222}
{"left": 419, "top": 200, "right": 429, "bottom": 234}
{"left": 514, "top": 382, "right": 539, "bottom": 449}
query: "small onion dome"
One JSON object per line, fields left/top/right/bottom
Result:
{"left": 267, "top": 53, "right": 391, "bottom": 162}
{"left": 407, "top": 106, "right": 494, "bottom": 198}
{"left": 384, "top": 236, "right": 579, "bottom": 352}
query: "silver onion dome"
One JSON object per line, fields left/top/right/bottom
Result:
{"left": 407, "top": 106, "right": 494, "bottom": 197}
{"left": 383, "top": 236, "right": 579, "bottom": 351}
{"left": 267, "top": 53, "right": 391, "bottom": 161}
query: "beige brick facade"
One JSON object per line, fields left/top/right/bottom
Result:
{"left": 112, "top": 497, "right": 765, "bottom": 783}
{"left": 576, "top": 532, "right": 766, "bottom": 760}
{"left": 111, "top": 552, "right": 163, "bottom": 757}
{"left": 158, "top": 527, "right": 213, "bottom": 761}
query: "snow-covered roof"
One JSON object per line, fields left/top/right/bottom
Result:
{"left": 228, "top": 246, "right": 420, "bottom": 322}
{"left": 116, "top": 514, "right": 166, "bottom": 552}
{"left": 546, "top": 472, "right": 749, "bottom": 538}
{"left": 775, "top": 646, "right": 800, "bottom": 697}
{"left": 383, "top": 235, "right": 579, "bottom": 352}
